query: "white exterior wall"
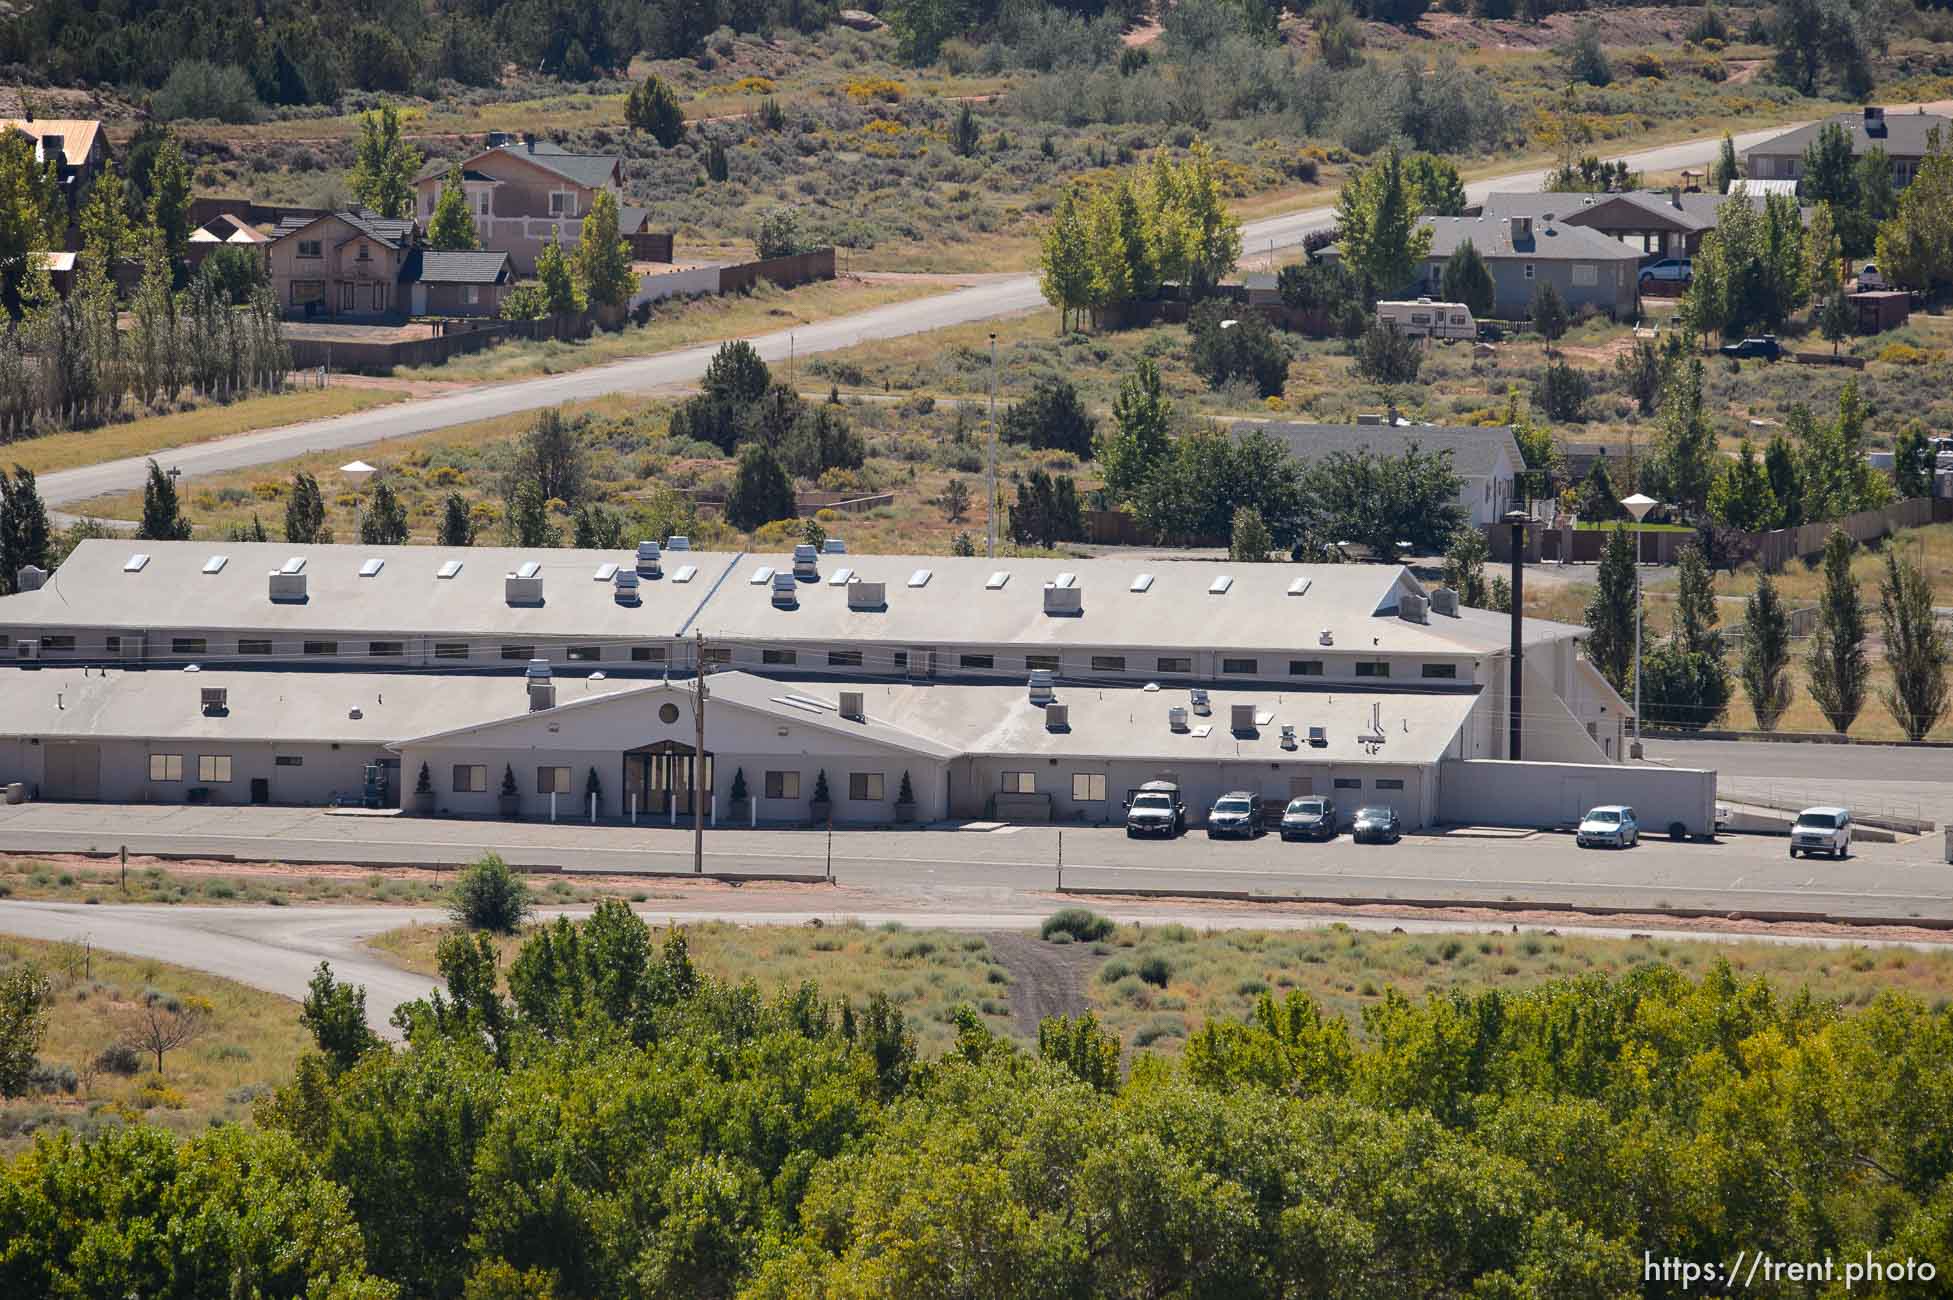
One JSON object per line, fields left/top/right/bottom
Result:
{"left": 632, "top": 264, "right": 722, "bottom": 307}
{"left": 960, "top": 755, "right": 1435, "bottom": 828}
{"left": 1437, "top": 758, "right": 1715, "bottom": 834}
{"left": 0, "top": 737, "right": 387, "bottom": 805}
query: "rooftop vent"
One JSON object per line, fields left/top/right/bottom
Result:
{"left": 1046, "top": 702, "right": 1070, "bottom": 731}
{"left": 1280, "top": 724, "right": 1298, "bottom": 750}
{"left": 613, "top": 569, "right": 640, "bottom": 603}
{"left": 527, "top": 658, "right": 555, "bottom": 712}
{"left": 516, "top": 560, "right": 541, "bottom": 579}
{"left": 1168, "top": 705, "right": 1189, "bottom": 732}
{"left": 1430, "top": 586, "right": 1459, "bottom": 617}
{"left": 1307, "top": 724, "right": 1326, "bottom": 746}
{"left": 505, "top": 567, "right": 544, "bottom": 605}
{"left": 1028, "top": 669, "right": 1055, "bottom": 703}
{"left": 595, "top": 562, "right": 619, "bottom": 582}
{"left": 1130, "top": 573, "right": 1155, "bottom": 593}
{"left": 1287, "top": 577, "right": 1312, "bottom": 597}
{"left": 838, "top": 690, "right": 865, "bottom": 721}
{"left": 1510, "top": 215, "right": 1534, "bottom": 243}
{"left": 1399, "top": 592, "right": 1429, "bottom": 624}
{"left": 1208, "top": 575, "right": 1233, "bottom": 595}
{"left": 15, "top": 564, "right": 47, "bottom": 592}
{"left": 268, "top": 568, "right": 308, "bottom": 602}
{"left": 749, "top": 565, "right": 775, "bottom": 585}
{"left": 665, "top": 535, "right": 690, "bottom": 551}
{"left": 827, "top": 566, "right": 854, "bottom": 586}
{"left": 359, "top": 557, "right": 385, "bottom": 578}
{"left": 908, "top": 568, "right": 932, "bottom": 588}
{"left": 202, "top": 555, "right": 228, "bottom": 575}
{"left": 280, "top": 557, "right": 306, "bottom": 575}
{"left": 823, "top": 538, "right": 846, "bottom": 554}
{"left": 1053, "top": 572, "right": 1077, "bottom": 588}
{"left": 986, "top": 570, "right": 1009, "bottom": 590}
{"left": 1190, "top": 687, "right": 1211, "bottom": 716}
{"left": 672, "top": 565, "right": 698, "bottom": 583}
{"left": 438, "top": 559, "right": 464, "bottom": 579}
{"left": 792, "top": 544, "right": 819, "bottom": 576}
{"left": 1043, "top": 582, "right": 1083, "bottom": 615}
{"left": 635, "top": 540, "right": 662, "bottom": 575}
{"left": 771, "top": 571, "right": 798, "bottom": 605}
{"left": 1319, "top": 629, "right": 1334, "bottom": 646}
{"left": 847, "top": 580, "right": 886, "bottom": 610}
{"left": 200, "top": 687, "right": 228, "bottom": 716}
{"left": 124, "top": 553, "right": 150, "bottom": 573}
{"left": 1231, "top": 703, "right": 1257, "bottom": 735}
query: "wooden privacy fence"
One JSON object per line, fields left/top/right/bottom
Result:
{"left": 284, "top": 312, "right": 592, "bottom": 374}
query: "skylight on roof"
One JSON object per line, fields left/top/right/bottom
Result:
{"left": 437, "top": 560, "right": 464, "bottom": 579}
{"left": 1287, "top": 577, "right": 1312, "bottom": 597}
{"left": 672, "top": 564, "right": 698, "bottom": 583}
{"left": 1054, "top": 572, "right": 1077, "bottom": 588}
{"left": 827, "top": 567, "right": 854, "bottom": 586}
{"left": 516, "top": 560, "right": 542, "bottom": 579}
{"left": 908, "top": 568, "right": 932, "bottom": 588}
{"left": 595, "top": 562, "right": 619, "bottom": 582}
{"left": 1209, "top": 575, "right": 1233, "bottom": 594}
{"left": 280, "top": 557, "right": 306, "bottom": 575}
{"left": 749, "top": 566, "right": 774, "bottom": 584}
{"left": 359, "top": 558, "right": 385, "bottom": 577}
{"left": 986, "top": 571, "right": 1009, "bottom": 590}
{"left": 201, "top": 555, "right": 228, "bottom": 575}
{"left": 1130, "top": 573, "right": 1154, "bottom": 593}
{"left": 124, "top": 553, "right": 150, "bottom": 573}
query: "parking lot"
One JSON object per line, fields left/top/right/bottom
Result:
{"left": 0, "top": 801, "right": 1948, "bottom": 923}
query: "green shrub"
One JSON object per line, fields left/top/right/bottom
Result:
{"left": 1041, "top": 908, "right": 1114, "bottom": 942}
{"left": 448, "top": 853, "right": 532, "bottom": 934}
{"left": 1137, "top": 955, "right": 1173, "bottom": 988}
{"left": 1098, "top": 958, "right": 1135, "bottom": 985}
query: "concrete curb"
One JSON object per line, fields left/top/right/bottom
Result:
{"left": 1057, "top": 886, "right": 1953, "bottom": 932}
{"left": 57, "top": 847, "right": 830, "bottom": 886}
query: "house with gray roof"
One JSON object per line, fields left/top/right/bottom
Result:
{"left": 1321, "top": 213, "right": 1642, "bottom": 320}
{"left": 400, "top": 249, "right": 514, "bottom": 317}
{"left": 1251, "top": 421, "right": 1526, "bottom": 528}
{"left": 413, "top": 133, "right": 651, "bottom": 273}
{"left": 1743, "top": 106, "right": 1952, "bottom": 190}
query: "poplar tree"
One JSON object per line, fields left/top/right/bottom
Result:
{"left": 1583, "top": 524, "right": 1638, "bottom": 696}
{"left": 426, "top": 165, "right": 478, "bottom": 250}
{"left": 348, "top": 105, "right": 421, "bottom": 219}
{"left": 1807, "top": 528, "right": 1868, "bottom": 734}
{"left": 1739, "top": 572, "right": 1793, "bottom": 731}
{"left": 1880, "top": 547, "right": 1950, "bottom": 741}
{"left": 138, "top": 459, "right": 191, "bottom": 541}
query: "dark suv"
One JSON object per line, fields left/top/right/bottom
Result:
{"left": 1280, "top": 796, "right": 1338, "bottom": 842}
{"left": 1206, "top": 791, "right": 1264, "bottom": 839}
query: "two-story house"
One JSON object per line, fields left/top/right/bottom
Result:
{"left": 1743, "top": 106, "right": 1953, "bottom": 190}
{"left": 268, "top": 210, "right": 418, "bottom": 319}
{"left": 0, "top": 117, "right": 106, "bottom": 206}
{"left": 413, "top": 134, "right": 652, "bottom": 273}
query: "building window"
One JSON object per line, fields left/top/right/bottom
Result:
{"left": 275, "top": 755, "right": 303, "bottom": 767}
{"left": 765, "top": 770, "right": 801, "bottom": 799}
{"left": 1000, "top": 771, "right": 1036, "bottom": 794}
{"left": 1524, "top": 263, "right": 1535, "bottom": 280}
{"left": 465, "top": 285, "right": 480, "bottom": 305}
{"left": 550, "top": 191, "right": 573, "bottom": 216}
{"left": 848, "top": 772, "right": 884, "bottom": 801}
{"left": 1222, "top": 657, "right": 1257, "bottom": 675}
{"left": 171, "top": 637, "right": 206, "bottom": 655}
{"left": 357, "top": 244, "right": 371, "bottom": 262}
{"left": 453, "top": 765, "right": 486, "bottom": 793}
{"left": 371, "top": 283, "right": 386, "bottom": 312}
{"left": 369, "top": 641, "right": 405, "bottom": 657}
{"left": 828, "top": 650, "right": 863, "bottom": 667}
{"left": 702, "top": 647, "right": 731, "bottom": 668}
{"left": 501, "top": 645, "right": 535, "bottom": 660}
{"left": 567, "top": 646, "right": 602, "bottom": 662}
{"left": 536, "top": 766, "right": 571, "bottom": 795}
{"left": 239, "top": 639, "right": 272, "bottom": 655}
{"left": 41, "top": 635, "right": 74, "bottom": 651}
{"left": 631, "top": 646, "right": 667, "bottom": 663}
{"left": 304, "top": 640, "right": 337, "bottom": 657}
{"left": 149, "top": 754, "right": 183, "bottom": 782}
{"left": 297, "top": 240, "right": 322, "bottom": 259}
{"left": 435, "top": 643, "right": 468, "bottom": 660}
{"left": 1071, "top": 772, "right": 1107, "bottom": 802}
{"left": 1355, "top": 661, "right": 1391, "bottom": 678}
{"left": 762, "top": 648, "right": 797, "bottom": 665}
{"left": 961, "top": 654, "right": 995, "bottom": 669}
{"left": 1421, "top": 663, "right": 1458, "bottom": 679}
{"left": 659, "top": 703, "right": 681, "bottom": 724}
{"left": 1025, "top": 654, "right": 1059, "bottom": 672}
{"left": 1090, "top": 655, "right": 1127, "bottom": 672}
{"left": 197, "top": 755, "right": 232, "bottom": 783}
{"left": 1375, "top": 778, "right": 1405, "bottom": 791}
{"left": 1572, "top": 262, "right": 1597, "bottom": 287}
{"left": 892, "top": 650, "right": 909, "bottom": 670}
{"left": 1289, "top": 659, "right": 1324, "bottom": 676}
{"left": 1156, "top": 656, "right": 1192, "bottom": 674}
{"left": 1333, "top": 778, "right": 1362, "bottom": 789}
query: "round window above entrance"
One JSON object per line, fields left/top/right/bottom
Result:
{"left": 659, "top": 702, "right": 680, "bottom": 724}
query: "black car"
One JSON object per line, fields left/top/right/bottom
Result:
{"left": 1719, "top": 335, "right": 1781, "bottom": 361}
{"left": 1280, "top": 796, "right": 1338, "bottom": 842}
{"left": 1351, "top": 805, "right": 1402, "bottom": 844}
{"left": 1206, "top": 791, "right": 1264, "bottom": 839}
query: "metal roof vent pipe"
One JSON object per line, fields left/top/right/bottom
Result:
{"left": 527, "top": 658, "right": 556, "bottom": 711}
{"left": 839, "top": 690, "right": 865, "bottom": 722}
{"left": 1028, "top": 669, "right": 1056, "bottom": 703}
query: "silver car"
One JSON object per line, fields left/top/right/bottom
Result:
{"left": 1577, "top": 805, "right": 1639, "bottom": 849}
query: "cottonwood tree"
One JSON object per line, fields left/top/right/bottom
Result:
{"left": 1584, "top": 524, "right": 1638, "bottom": 696}
{"left": 1807, "top": 528, "right": 1869, "bottom": 734}
{"left": 0, "top": 961, "right": 51, "bottom": 1097}
{"left": 348, "top": 104, "right": 421, "bottom": 219}
{"left": 1404, "top": 153, "right": 1467, "bottom": 216}
{"left": 1740, "top": 572, "right": 1793, "bottom": 732}
{"left": 1880, "top": 547, "right": 1950, "bottom": 741}
{"left": 1877, "top": 127, "right": 1953, "bottom": 293}
{"left": 119, "top": 990, "right": 212, "bottom": 1074}
{"left": 572, "top": 190, "right": 636, "bottom": 310}
{"left": 1442, "top": 527, "right": 1490, "bottom": 607}
{"left": 1305, "top": 442, "right": 1464, "bottom": 557}
{"left": 146, "top": 134, "right": 193, "bottom": 271}
{"left": 1706, "top": 438, "right": 1777, "bottom": 531}
{"left": 299, "top": 961, "right": 381, "bottom": 1076}
{"left": 1333, "top": 147, "right": 1431, "bottom": 297}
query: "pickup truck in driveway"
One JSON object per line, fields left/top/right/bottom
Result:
{"left": 1638, "top": 258, "right": 1692, "bottom": 289}
{"left": 1719, "top": 335, "right": 1782, "bottom": 361}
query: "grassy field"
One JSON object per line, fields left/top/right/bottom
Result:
{"left": 368, "top": 918, "right": 1015, "bottom": 1055}
{"left": 3, "top": 387, "right": 407, "bottom": 477}
{"left": 0, "top": 854, "right": 623, "bottom": 910}
{"left": 0, "top": 935, "right": 310, "bottom": 1154}
{"left": 394, "top": 277, "right": 946, "bottom": 384}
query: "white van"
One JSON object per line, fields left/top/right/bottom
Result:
{"left": 1790, "top": 806, "right": 1852, "bottom": 859}
{"left": 1375, "top": 298, "right": 1476, "bottom": 341}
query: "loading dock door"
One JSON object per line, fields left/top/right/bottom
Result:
{"left": 44, "top": 742, "right": 101, "bottom": 800}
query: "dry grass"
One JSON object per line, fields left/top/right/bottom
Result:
{"left": 4, "top": 387, "right": 406, "bottom": 476}
{"left": 368, "top": 918, "right": 1013, "bottom": 1055}
{"left": 0, "top": 935, "right": 310, "bottom": 1154}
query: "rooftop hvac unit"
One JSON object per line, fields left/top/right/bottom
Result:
{"left": 1043, "top": 583, "right": 1083, "bottom": 615}
{"left": 15, "top": 639, "right": 38, "bottom": 661}
{"left": 1319, "top": 629, "right": 1334, "bottom": 646}
{"left": 505, "top": 570, "right": 544, "bottom": 606}
{"left": 1189, "top": 687, "right": 1211, "bottom": 716}
{"left": 268, "top": 569, "right": 308, "bottom": 602}
{"left": 838, "top": 690, "right": 865, "bottom": 721}
{"left": 613, "top": 569, "right": 640, "bottom": 604}
{"left": 1307, "top": 725, "right": 1326, "bottom": 746}
{"left": 200, "top": 687, "right": 228, "bottom": 715}
{"left": 847, "top": 581, "right": 886, "bottom": 610}
{"left": 1230, "top": 703, "right": 1256, "bottom": 733}
{"left": 666, "top": 535, "right": 690, "bottom": 551}
{"left": 1168, "top": 705, "right": 1189, "bottom": 732}
{"left": 15, "top": 564, "right": 46, "bottom": 592}
{"left": 1399, "top": 593, "right": 1428, "bottom": 624}
{"left": 823, "top": 538, "right": 846, "bottom": 553}
{"left": 1430, "top": 586, "right": 1459, "bottom": 617}
{"left": 792, "top": 543, "right": 819, "bottom": 576}
{"left": 1027, "top": 669, "right": 1056, "bottom": 702}
{"left": 771, "top": 571, "right": 799, "bottom": 605}
{"left": 527, "top": 660, "right": 555, "bottom": 712}
{"left": 635, "top": 540, "right": 662, "bottom": 575}
{"left": 1045, "top": 702, "right": 1070, "bottom": 731}
{"left": 1280, "top": 724, "right": 1298, "bottom": 750}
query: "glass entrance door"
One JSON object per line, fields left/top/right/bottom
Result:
{"left": 624, "top": 743, "right": 713, "bottom": 815}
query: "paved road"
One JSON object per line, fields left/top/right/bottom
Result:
{"left": 38, "top": 120, "right": 1812, "bottom": 513}
{"left": 1643, "top": 738, "right": 1953, "bottom": 824}
{"left": 2, "top": 801, "right": 1949, "bottom": 922}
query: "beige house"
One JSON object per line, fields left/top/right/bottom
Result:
{"left": 268, "top": 210, "right": 417, "bottom": 319}
{"left": 413, "top": 134, "right": 648, "bottom": 273}
{"left": 0, "top": 117, "right": 106, "bottom": 202}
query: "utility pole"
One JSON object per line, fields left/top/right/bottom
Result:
{"left": 986, "top": 331, "right": 998, "bottom": 558}
{"left": 1503, "top": 510, "right": 1527, "bottom": 762}
{"left": 693, "top": 630, "right": 707, "bottom": 875}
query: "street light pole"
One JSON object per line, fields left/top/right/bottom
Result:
{"left": 1622, "top": 494, "right": 1658, "bottom": 758}
{"left": 986, "top": 332, "right": 998, "bottom": 558}
{"left": 340, "top": 460, "right": 377, "bottom": 542}
{"left": 693, "top": 630, "right": 708, "bottom": 875}
{"left": 1502, "top": 510, "right": 1528, "bottom": 761}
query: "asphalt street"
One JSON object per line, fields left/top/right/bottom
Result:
{"left": 1643, "top": 738, "right": 1953, "bottom": 825}
{"left": 1, "top": 801, "right": 1948, "bottom": 921}
{"left": 36, "top": 119, "right": 1815, "bottom": 513}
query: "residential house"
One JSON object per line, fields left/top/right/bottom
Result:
{"left": 0, "top": 117, "right": 106, "bottom": 204}
{"left": 1743, "top": 106, "right": 1953, "bottom": 189}
{"left": 187, "top": 213, "right": 270, "bottom": 273}
{"left": 1321, "top": 214, "right": 1642, "bottom": 319}
{"left": 1251, "top": 420, "right": 1527, "bottom": 529}
{"left": 412, "top": 134, "right": 651, "bottom": 273}
{"left": 268, "top": 210, "right": 418, "bottom": 319}
{"left": 400, "top": 249, "right": 514, "bottom": 317}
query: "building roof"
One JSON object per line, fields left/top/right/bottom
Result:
{"left": 1479, "top": 189, "right": 1716, "bottom": 233}
{"left": 400, "top": 249, "right": 512, "bottom": 286}
{"left": 1746, "top": 109, "right": 1953, "bottom": 158}
{"left": 272, "top": 210, "right": 417, "bottom": 250}
{"left": 36, "top": 250, "right": 76, "bottom": 272}
{"left": 1419, "top": 215, "right": 1645, "bottom": 262}
{"left": 3, "top": 541, "right": 1585, "bottom": 660}
{"left": 191, "top": 214, "right": 269, "bottom": 245}
{"left": 422, "top": 140, "right": 622, "bottom": 191}
{"left": 1252, "top": 421, "right": 1524, "bottom": 480}
{"left": 0, "top": 118, "right": 102, "bottom": 164}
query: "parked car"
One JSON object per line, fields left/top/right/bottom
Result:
{"left": 1280, "top": 796, "right": 1338, "bottom": 842}
{"left": 1638, "top": 257, "right": 1693, "bottom": 287}
{"left": 1350, "top": 805, "right": 1402, "bottom": 844}
{"left": 1206, "top": 791, "right": 1264, "bottom": 839}
{"left": 1577, "top": 804, "right": 1640, "bottom": 849}
{"left": 1124, "top": 781, "right": 1186, "bottom": 838}
{"left": 1854, "top": 262, "right": 1887, "bottom": 290}
{"left": 1790, "top": 806, "right": 1852, "bottom": 859}
{"left": 1719, "top": 335, "right": 1782, "bottom": 361}
{"left": 1475, "top": 321, "right": 1505, "bottom": 343}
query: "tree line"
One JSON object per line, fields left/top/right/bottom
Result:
{"left": 5, "top": 897, "right": 1951, "bottom": 1296}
